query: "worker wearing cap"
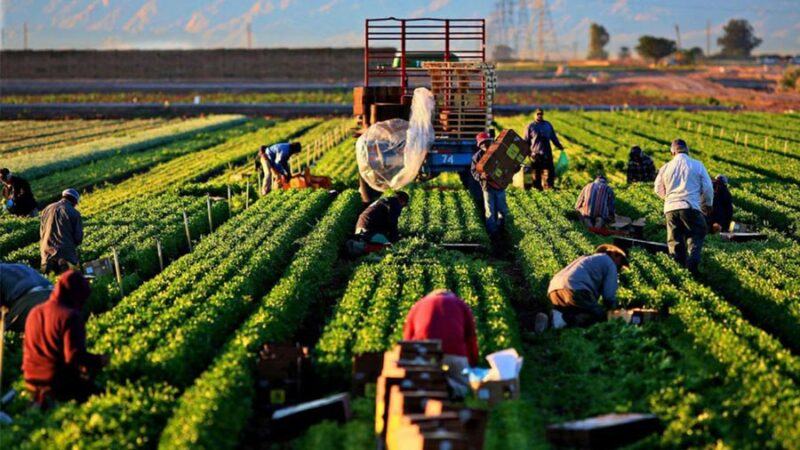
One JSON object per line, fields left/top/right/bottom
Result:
{"left": 626, "top": 146, "right": 657, "bottom": 183}
{"left": 1, "top": 167, "right": 38, "bottom": 217}
{"left": 540, "top": 244, "right": 629, "bottom": 329}
{"left": 706, "top": 174, "right": 733, "bottom": 233}
{"left": 256, "top": 142, "right": 302, "bottom": 195}
{"left": 23, "top": 270, "right": 109, "bottom": 408}
{"left": 403, "top": 289, "right": 479, "bottom": 397}
{"left": 471, "top": 132, "right": 509, "bottom": 236}
{"left": 655, "top": 139, "right": 713, "bottom": 275}
{"left": 1, "top": 263, "right": 53, "bottom": 332}
{"left": 524, "top": 108, "right": 564, "bottom": 190}
{"left": 575, "top": 174, "right": 616, "bottom": 229}
{"left": 40, "top": 189, "right": 84, "bottom": 275}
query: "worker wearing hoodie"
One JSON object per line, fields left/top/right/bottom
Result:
{"left": 23, "top": 270, "right": 109, "bottom": 407}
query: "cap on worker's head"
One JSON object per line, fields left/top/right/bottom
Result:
{"left": 670, "top": 139, "right": 688, "bottom": 154}
{"left": 51, "top": 269, "right": 91, "bottom": 309}
{"left": 395, "top": 191, "right": 410, "bottom": 205}
{"left": 475, "top": 132, "right": 492, "bottom": 147}
{"left": 595, "top": 243, "right": 629, "bottom": 268}
{"left": 715, "top": 174, "right": 729, "bottom": 185}
{"left": 62, "top": 188, "right": 80, "bottom": 204}
{"left": 0, "top": 168, "right": 9, "bottom": 181}
{"left": 629, "top": 146, "right": 642, "bottom": 157}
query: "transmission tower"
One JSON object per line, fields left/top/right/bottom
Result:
{"left": 518, "top": 0, "right": 559, "bottom": 63}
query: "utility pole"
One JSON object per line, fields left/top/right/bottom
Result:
{"left": 246, "top": 21, "right": 252, "bottom": 49}
{"left": 706, "top": 20, "right": 711, "bottom": 56}
{"left": 674, "top": 24, "right": 681, "bottom": 50}
{"left": 23, "top": 22, "right": 28, "bottom": 50}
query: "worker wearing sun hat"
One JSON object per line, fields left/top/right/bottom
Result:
{"left": 535, "top": 243, "right": 629, "bottom": 331}
{"left": 471, "top": 131, "right": 510, "bottom": 236}
{"left": 39, "top": 188, "right": 84, "bottom": 275}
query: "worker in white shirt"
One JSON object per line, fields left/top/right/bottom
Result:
{"left": 654, "top": 139, "right": 714, "bottom": 275}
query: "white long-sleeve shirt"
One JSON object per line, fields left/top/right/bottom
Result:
{"left": 654, "top": 153, "right": 714, "bottom": 213}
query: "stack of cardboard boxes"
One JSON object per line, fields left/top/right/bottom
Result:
{"left": 372, "top": 340, "right": 488, "bottom": 450}
{"left": 476, "top": 129, "right": 529, "bottom": 189}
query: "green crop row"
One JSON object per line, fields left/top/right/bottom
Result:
{"left": 398, "top": 188, "right": 489, "bottom": 245}
{"left": 5, "top": 115, "right": 246, "bottom": 180}
{"left": 79, "top": 118, "right": 319, "bottom": 214}
{"left": 159, "top": 190, "right": 361, "bottom": 450}
{"left": 313, "top": 137, "right": 359, "bottom": 187}
{"left": 0, "top": 118, "right": 170, "bottom": 155}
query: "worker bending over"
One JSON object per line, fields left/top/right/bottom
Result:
{"left": 23, "top": 270, "right": 109, "bottom": 408}
{"left": 626, "top": 146, "right": 656, "bottom": 183}
{"left": 655, "top": 139, "right": 713, "bottom": 275}
{"left": 40, "top": 189, "right": 83, "bottom": 275}
{"left": 524, "top": 108, "right": 564, "bottom": 190}
{"left": 1, "top": 168, "right": 38, "bottom": 217}
{"left": 706, "top": 174, "right": 733, "bottom": 233}
{"left": 538, "top": 244, "right": 629, "bottom": 330}
{"left": 403, "top": 289, "right": 479, "bottom": 397}
{"left": 471, "top": 132, "right": 509, "bottom": 236}
{"left": 256, "top": 142, "right": 302, "bottom": 195}
{"left": 355, "top": 192, "right": 408, "bottom": 243}
{"left": 1, "top": 263, "right": 53, "bottom": 332}
{"left": 575, "top": 174, "right": 616, "bottom": 229}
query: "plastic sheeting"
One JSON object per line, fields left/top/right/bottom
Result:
{"left": 356, "top": 87, "right": 435, "bottom": 191}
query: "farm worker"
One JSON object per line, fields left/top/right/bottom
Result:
{"left": 354, "top": 192, "right": 409, "bottom": 244}
{"left": 256, "top": 142, "right": 302, "bottom": 195}
{"left": 655, "top": 139, "right": 714, "bottom": 275}
{"left": 575, "top": 174, "right": 616, "bottom": 229}
{"left": 706, "top": 174, "right": 733, "bottom": 233}
{"left": 537, "top": 244, "right": 629, "bottom": 331}
{"left": 626, "top": 146, "right": 657, "bottom": 183}
{"left": 471, "top": 132, "right": 509, "bottom": 236}
{"left": 1, "top": 168, "right": 38, "bottom": 217}
{"left": 403, "top": 289, "right": 479, "bottom": 397}
{"left": 40, "top": 189, "right": 84, "bottom": 275}
{"left": 524, "top": 108, "right": 564, "bottom": 190}
{"left": 0, "top": 263, "right": 53, "bottom": 332}
{"left": 23, "top": 270, "right": 109, "bottom": 409}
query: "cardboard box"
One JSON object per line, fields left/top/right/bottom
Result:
{"left": 545, "top": 413, "right": 661, "bottom": 449}
{"left": 386, "top": 388, "right": 450, "bottom": 449}
{"left": 83, "top": 257, "right": 114, "bottom": 278}
{"left": 352, "top": 351, "right": 385, "bottom": 397}
{"left": 469, "top": 378, "right": 520, "bottom": 407}
{"left": 607, "top": 309, "right": 661, "bottom": 325}
{"left": 353, "top": 86, "right": 368, "bottom": 115}
{"left": 376, "top": 369, "right": 449, "bottom": 439}
{"left": 404, "top": 408, "right": 488, "bottom": 450}
{"left": 476, "top": 129, "right": 528, "bottom": 189}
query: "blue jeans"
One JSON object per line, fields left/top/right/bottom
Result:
{"left": 483, "top": 187, "right": 508, "bottom": 235}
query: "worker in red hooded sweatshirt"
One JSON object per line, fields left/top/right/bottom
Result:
{"left": 22, "top": 270, "right": 109, "bottom": 408}
{"left": 403, "top": 289, "right": 479, "bottom": 397}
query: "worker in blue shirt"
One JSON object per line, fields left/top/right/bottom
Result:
{"left": 524, "top": 108, "right": 564, "bottom": 190}
{"left": 255, "top": 142, "right": 302, "bottom": 195}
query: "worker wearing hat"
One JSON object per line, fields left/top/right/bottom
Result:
{"left": 39, "top": 189, "right": 84, "bottom": 275}
{"left": 706, "top": 174, "right": 733, "bottom": 233}
{"left": 536, "top": 244, "right": 629, "bottom": 330}
{"left": 523, "top": 108, "right": 564, "bottom": 190}
{"left": 471, "top": 131, "right": 509, "bottom": 236}
{"left": 1, "top": 167, "right": 38, "bottom": 217}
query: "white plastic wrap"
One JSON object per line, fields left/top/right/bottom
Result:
{"left": 356, "top": 87, "right": 435, "bottom": 191}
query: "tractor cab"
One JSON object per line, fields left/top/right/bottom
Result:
{"left": 353, "top": 17, "right": 496, "bottom": 187}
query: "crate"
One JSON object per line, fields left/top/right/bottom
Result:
{"left": 476, "top": 129, "right": 528, "bottom": 189}
{"left": 422, "top": 61, "right": 496, "bottom": 140}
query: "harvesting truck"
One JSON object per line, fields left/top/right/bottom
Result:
{"left": 353, "top": 17, "right": 496, "bottom": 200}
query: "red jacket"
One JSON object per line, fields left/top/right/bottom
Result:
{"left": 403, "top": 290, "right": 480, "bottom": 366}
{"left": 23, "top": 270, "right": 103, "bottom": 385}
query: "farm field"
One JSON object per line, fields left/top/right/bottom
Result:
{"left": 1, "top": 111, "right": 799, "bottom": 449}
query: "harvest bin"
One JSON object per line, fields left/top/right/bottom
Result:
{"left": 476, "top": 129, "right": 528, "bottom": 189}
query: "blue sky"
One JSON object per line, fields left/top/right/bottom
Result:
{"left": 1, "top": 0, "right": 798, "bottom": 55}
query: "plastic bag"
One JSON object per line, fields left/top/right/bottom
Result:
{"left": 356, "top": 87, "right": 435, "bottom": 191}
{"left": 555, "top": 149, "right": 569, "bottom": 177}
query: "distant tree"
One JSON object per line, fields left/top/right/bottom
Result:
{"left": 717, "top": 19, "right": 762, "bottom": 58}
{"left": 493, "top": 44, "right": 514, "bottom": 61}
{"left": 636, "top": 36, "right": 677, "bottom": 64}
{"left": 675, "top": 46, "right": 704, "bottom": 65}
{"left": 618, "top": 46, "right": 631, "bottom": 60}
{"left": 587, "top": 23, "right": 610, "bottom": 60}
